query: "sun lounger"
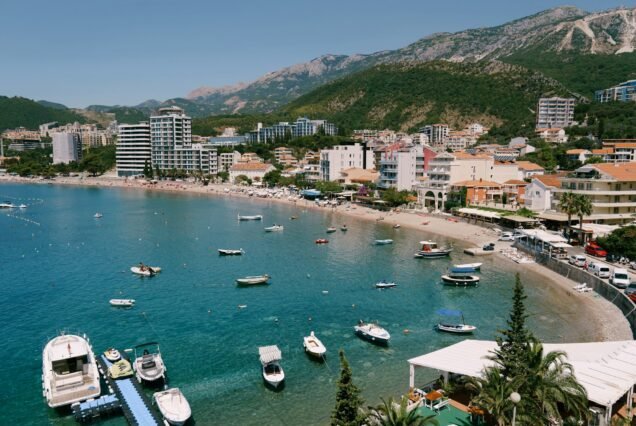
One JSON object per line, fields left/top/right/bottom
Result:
{"left": 433, "top": 398, "right": 450, "bottom": 412}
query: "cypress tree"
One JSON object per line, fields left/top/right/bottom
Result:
{"left": 332, "top": 349, "right": 363, "bottom": 426}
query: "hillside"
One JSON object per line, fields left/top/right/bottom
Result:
{"left": 281, "top": 61, "right": 568, "bottom": 134}
{"left": 0, "top": 96, "right": 87, "bottom": 131}
{"left": 86, "top": 105, "right": 148, "bottom": 124}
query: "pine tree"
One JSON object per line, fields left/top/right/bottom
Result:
{"left": 332, "top": 350, "right": 363, "bottom": 426}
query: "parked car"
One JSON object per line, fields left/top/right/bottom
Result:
{"left": 585, "top": 242, "right": 608, "bottom": 258}
{"left": 568, "top": 255, "right": 586, "bottom": 267}
{"left": 589, "top": 262, "right": 611, "bottom": 279}
{"left": 624, "top": 282, "right": 636, "bottom": 299}
{"left": 610, "top": 268, "right": 631, "bottom": 289}
{"left": 606, "top": 253, "right": 621, "bottom": 263}
{"left": 499, "top": 232, "right": 515, "bottom": 241}
{"left": 483, "top": 243, "right": 495, "bottom": 251}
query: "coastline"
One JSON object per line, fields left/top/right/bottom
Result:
{"left": 1, "top": 174, "right": 631, "bottom": 342}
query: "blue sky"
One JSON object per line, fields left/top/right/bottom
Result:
{"left": 0, "top": 0, "right": 628, "bottom": 107}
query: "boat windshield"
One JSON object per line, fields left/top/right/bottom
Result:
{"left": 52, "top": 355, "right": 88, "bottom": 375}
{"left": 264, "top": 364, "right": 281, "bottom": 374}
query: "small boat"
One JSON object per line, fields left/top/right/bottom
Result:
{"left": 93, "top": 213, "right": 103, "bottom": 218}
{"left": 104, "top": 348, "right": 121, "bottom": 362}
{"left": 315, "top": 239, "right": 329, "bottom": 244}
{"left": 109, "top": 359, "right": 134, "bottom": 379}
{"left": 375, "top": 280, "right": 397, "bottom": 289}
{"left": 130, "top": 266, "right": 162, "bottom": 276}
{"left": 42, "top": 333, "right": 101, "bottom": 408}
{"left": 236, "top": 274, "right": 270, "bottom": 285}
{"left": 354, "top": 320, "right": 391, "bottom": 345}
{"left": 109, "top": 299, "right": 135, "bottom": 307}
{"left": 393, "top": 224, "right": 401, "bottom": 229}
{"left": 259, "top": 345, "right": 285, "bottom": 388}
{"left": 414, "top": 240, "right": 452, "bottom": 258}
{"left": 265, "top": 225, "right": 284, "bottom": 232}
{"left": 374, "top": 239, "right": 393, "bottom": 245}
{"left": 133, "top": 342, "right": 166, "bottom": 384}
{"left": 436, "top": 309, "right": 477, "bottom": 334}
{"left": 19, "top": 204, "right": 27, "bottom": 209}
{"left": 303, "top": 331, "right": 327, "bottom": 359}
{"left": 238, "top": 214, "right": 263, "bottom": 221}
{"left": 218, "top": 248, "right": 244, "bottom": 256}
{"left": 290, "top": 216, "right": 298, "bottom": 220}
{"left": 441, "top": 274, "right": 480, "bottom": 286}
{"left": 341, "top": 225, "right": 348, "bottom": 232}
{"left": 326, "top": 227, "right": 337, "bottom": 233}
{"left": 453, "top": 262, "right": 482, "bottom": 271}
{"left": 0, "top": 202, "right": 16, "bottom": 208}
{"left": 153, "top": 388, "right": 192, "bottom": 425}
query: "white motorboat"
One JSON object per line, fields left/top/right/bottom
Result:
{"left": 130, "top": 266, "right": 162, "bottom": 276}
{"left": 453, "top": 262, "right": 482, "bottom": 271}
{"left": 133, "top": 342, "right": 167, "bottom": 384}
{"left": 375, "top": 280, "right": 397, "bottom": 289}
{"left": 303, "top": 331, "right": 327, "bottom": 359}
{"left": 326, "top": 227, "right": 337, "bottom": 233}
{"left": 236, "top": 274, "right": 270, "bottom": 286}
{"left": 264, "top": 225, "right": 284, "bottom": 232}
{"left": 93, "top": 213, "right": 103, "bottom": 218}
{"left": 42, "top": 333, "right": 101, "bottom": 408}
{"left": 441, "top": 274, "right": 480, "bottom": 286}
{"left": 104, "top": 348, "right": 121, "bottom": 362}
{"left": 354, "top": 320, "right": 391, "bottom": 345}
{"left": 393, "top": 224, "right": 401, "bottom": 229}
{"left": 153, "top": 388, "right": 192, "bottom": 426}
{"left": 436, "top": 309, "right": 477, "bottom": 334}
{"left": 238, "top": 214, "right": 263, "bottom": 221}
{"left": 109, "top": 299, "right": 135, "bottom": 307}
{"left": 259, "top": 345, "right": 285, "bottom": 388}
{"left": 0, "top": 202, "right": 16, "bottom": 209}
{"left": 374, "top": 239, "right": 393, "bottom": 245}
{"left": 414, "top": 240, "right": 453, "bottom": 258}
{"left": 218, "top": 248, "right": 244, "bottom": 256}
{"left": 19, "top": 204, "right": 27, "bottom": 209}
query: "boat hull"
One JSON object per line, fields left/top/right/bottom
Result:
{"left": 236, "top": 275, "right": 270, "bottom": 285}
{"left": 218, "top": 249, "right": 243, "bottom": 256}
{"left": 441, "top": 275, "right": 480, "bottom": 286}
{"left": 153, "top": 388, "right": 192, "bottom": 426}
{"left": 437, "top": 324, "right": 477, "bottom": 334}
{"left": 354, "top": 326, "right": 390, "bottom": 345}
{"left": 131, "top": 266, "right": 161, "bottom": 276}
{"left": 414, "top": 250, "right": 452, "bottom": 258}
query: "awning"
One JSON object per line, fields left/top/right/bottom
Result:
{"left": 537, "top": 212, "right": 569, "bottom": 222}
{"left": 457, "top": 208, "right": 501, "bottom": 219}
{"left": 259, "top": 345, "right": 282, "bottom": 364}
{"left": 503, "top": 215, "right": 539, "bottom": 223}
{"left": 550, "top": 242, "right": 572, "bottom": 248}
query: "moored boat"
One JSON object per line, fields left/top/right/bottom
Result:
{"left": 42, "top": 333, "right": 101, "bottom": 408}
{"left": 130, "top": 265, "right": 162, "bottom": 276}
{"left": 238, "top": 214, "right": 263, "bottom": 221}
{"left": 315, "top": 239, "right": 329, "bottom": 244}
{"left": 354, "top": 320, "right": 391, "bottom": 345}
{"left": 153, "top": 388, "right": 192, "bottom": 425}
{"left": 341, "top": 225, "right": 348, "bottom": 232}
{"left": 259, "top": 345, "right": 285, "bottom": 388}
{"left": 375, "top": 280, "right": 397, "bottom": 289}
{"left": 436, "top": 309, "right": 477, "bottom": 334}
{"left": 19, "top": 204, "right": 27, "bottom": 209}
{"left": 303, "top": 331, "right": 327, "bottom": 359}
{"left": 236, "top": 274, "right": 270, "bottom": 285}
{"left": 414, "top": 240, "right": 452, "bottom": 258}
{"left": 133, "top": 342, "right": 167, "bottom": 384}
{"left": 441, "top": 274, "right": 480, "bottom": 286}
{"left": 374, "top": 239, "right": 393, "bottom": 245}
{"left": 264, "top": 225, "right": 284, "bottom": 232}
{"left": 393, "top": 224, "right": 401, "bottom": 229}
{"left": 218, "top": 248, "right": 244, "bottom": 256}
{"left": 326, "top": 227, "right": 337, "bottom": 233}
{"left": 104, "top": 348, "right": 121, "bottom": 362}
{"left": 109, "top": 299, "right": 135, "bottom": 307}
{"left": 93, "top": 213, "right": 102, "bottom": 218}
{"left": 109, "top": 358, "right": 134, "bottom": 379}
{"left": 453, "top": 262, "right": 482, "bottom": 271}
{"left": 0, "top": 202, "right": 16, "bottom": 208}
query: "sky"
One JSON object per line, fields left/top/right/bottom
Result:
{"left": 0, "top": 0, "right": 630, "bottom": 107}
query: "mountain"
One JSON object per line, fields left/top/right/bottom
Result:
{"left": 0, "top": 96, "right": 87, "bottom": 131}
{"left": 182, "top": 6, "right": 636, "bottom": 115}
{"left": 86, "top": 105, "right": 148, "bottom": 124}
{"left": 37, "top": 100, "right": 68, "bottom": 110}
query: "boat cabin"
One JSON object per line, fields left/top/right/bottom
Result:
{"left": 419, "top": 241, "right": 438, "bottom": 251}
{"left": 51, "top": 342, "right": 90, "bottom": 376}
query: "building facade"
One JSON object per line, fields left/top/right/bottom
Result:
{"left": 248, "top": 117, "right": 337, "bottom": 143}
{"left": 219, "top": 151, "right": 241, "bottom": 171}
{"left": 536, "top": 97, "right": 576, "bottom": 129}
{"left": 229, "top": 162, "right": 275, "bottom": 183}
{"left": 52, "top": 133, "right": 82, "bottom": 164}
{"left": 320, "top": 143, "right": 375, "bottom": 182}
{"left": 378, "top": 144, "right": 423, "bottom": 190}
{"left": 595, "top": 80, "right": 636, "bottom": 103}
{"left": 116, "top": 122, "right": 151, "bottom": 177}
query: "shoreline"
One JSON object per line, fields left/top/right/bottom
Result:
{"left": 1, "top": 174, "right": 631, "bottom": 342}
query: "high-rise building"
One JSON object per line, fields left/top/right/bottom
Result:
{"left": 248, "top": 117, "right": 338, "bottom": 143}
{"left": 52, "top": 133, "right": 82, "bottom": 164}
{"left": 320, "top": 143, "right": 374, "bottom": 181}
{"left": 419, "top": 124, "right": 449, "bottom": 149}
{"left": 116, "top": 122, "right": 151, "bottom": 177}
{"left": 536, "top": 97, "right": 576, "bottom": 129}
{"left": 595, "top": 80, "right": 636, "bottom": 103}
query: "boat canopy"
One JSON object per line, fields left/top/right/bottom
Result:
{"left": 259, "top": 345, "right": 282, "bottom": 364}
{"left": 436, "top": 309, "right": 462, "bottom": 317}
{"left": 419, "top": 241, "right": 437, "bottom": 245}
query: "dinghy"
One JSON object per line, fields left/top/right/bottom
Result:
{"left": 130, "top": 266, "right": 162, "bottom": 276}
{"left": 264, "top": 225, "right": 284, "bottom": 232}
{"left": 259, "top": 345, "right": 285, "bottom": 388}
{"left": 104, "top": 348, "right": 122, "bottom": 362}
{"left": 341, "top": 225, "right": 348, "bottom": 232}
{"left": 315, "top": 239, "right": 329, "bottom": 244}
{"left": 218, "top": 248, "right": 244, "bottom": 256}
{"left": 238, "top": 214, "right": 263, "bottom": 221}
{"left": 326, "top": 227, "right": 337, "bottom": 233}
{"left": 153, "top": 388, "right": 192, "bottom": 425}
{"left": 236, "top": 275, "right": 270, "bottom": 286}
{"left": 375, "top": 280, "right": 397, "bottom": 289}
{"left": 93, "top": 213, "right": 103, "bottom": 218}
{"left": 109, "top": 299, "right": 135, "bottom": 307}
{"left": 452, "top": 262, "right": 482, "bottom": 272}
{"left": 303, "top": 331, "right": 327, "bottom": 359}
{"left": 374, "top": 239, "right": 393, "bottom": 245}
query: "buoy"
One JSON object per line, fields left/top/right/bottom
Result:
{"left": 322, "top": 290, "right": 328, "bottom": 295}
{"left": 403, "top": 329, "right": 410, "bottom": 335}
{"left": 352, "top": 304, "right": 356, "bottom": 309}
{"left": 308, "top": 317, "right": 312, "bottom": 321}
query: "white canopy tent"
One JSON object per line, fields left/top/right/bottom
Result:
{"left": 408, "top": 339, "right": 636, "bottom": 422}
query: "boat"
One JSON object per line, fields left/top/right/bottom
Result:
{"left": 264, "top": 225, "right": 284, "bottom": 232}
{"left": 0, "top": 202, "right": 16, "bottom": 208}
{"left": 130, "top": 266, "right": 162, "bottom": 276}
{"left": 453, "top": 262, "right": 482, "bottom": 271}
{"left": 303, "top": 331, "right": 327, "bottom": 359}
{"left": 133, "top": 342, "right": 166, "bottom": 384}
{"left": 109, "top": 298, "right": 135, "bottom": 307}
{"left": 236, "top": 274, "right": 270, "bottom": 285}
{"left": 218, "top": 248, "right": 244, "bottom": 256}
{"left": 19, "top": 204, "right": 27, "bottom": 209}
{"left": 326, "top": 227, "right": 337, "bottom": 233}
{"left": 393, "top": 224, "right": 401, "bottom": 229}
{"left": 93, "top": 213, "right": 103, "bottom": 218}
{"left": 441, "top": 274, "right": 480, "bottom": 286}
{"left": 109, "top": 359, "right": 134, "bottom": 379}
{"left": 414, "top": 240, "right": 452, "bottom": 258}
{"left": 41, "top": 333, "right": 101, "bottom": 408}
{"left": 153, "top": 388, "right": 192, "bottom": 425}
{"left": 238, "top": 214, "right": 263, "bottom": 221}
{"left": 104, "top": 348, "right": 121, "bottom": 362}
{"left": 259, "top": 345, "right": 285, "bottom": 388}
{"left": 436, "top": 309, "right": 477, "bottom": 334}
{"left": 374, "top": 239, "right": 393, "bottom": 245}
{"left": 354, "top": 320, "right": 391, "bottom": 345}
{"left": 375, "top": 280, "right": 397, "bottom": 289}
{"left": 315, "top": 239, "right": 329, "bottom": 244}
{"left": 341, "top": 225, "right": 348, "bottom": 232}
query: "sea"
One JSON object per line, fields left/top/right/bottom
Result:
{"left": 0, "top": 183, "right": 592, "bottom": 425}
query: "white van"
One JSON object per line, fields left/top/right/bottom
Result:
{"left": 610, "top": 268, "right": 631, "bottom": 289}
{"left": 589, "top": 262, "right": 611, "bottom": 279}
{"left": 568, "top": 255, "right": 586, "bottom": 267}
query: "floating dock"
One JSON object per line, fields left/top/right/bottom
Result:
{"left": 72, "top": 394, "right": 121, "bottom": 422}
{"left": 96, "top": 353, "right": 163, "bottom": 426}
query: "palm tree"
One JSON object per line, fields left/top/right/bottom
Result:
{"left": 573, "top": 194, "right": 593, "bottom": 232}
{"left": 463, "top": 368, "right": 515, "bottom": 426}
{"left": 365, "top": 397, "right": 438, "bottom": 426}
{"left": 558, "top": 191, "right": 577, "bottom": 229}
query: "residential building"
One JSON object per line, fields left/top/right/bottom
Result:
{"left": 240, "top": 152, "right": 263, "bottom": 163}
{"left": 378, "top": 143, "right": 423, "bottom": 190}
{"left": 52, "top": 133, "right": 82, "bottom": 164}
{"left": 535, "top": 128, "right": 568, "bottom": 143}
{"left": 274, "top": 147, "right": 297, "bottom": 166}
{"left": 536, "top": 97, "right": 576, "bottom": 129}
{"left": 303, "top": 150, "right": 319, "bottom": 164}
{"left": 466, "top": 123, "right": 488, "bottom": 136}
{"left": 338, "top": 168, "right": 379, "bottom": 185}
{"left": 516, "top": 161, "right": 545, "bottom": 180}
{"left": 446, "top": 131, "right": 478, "bottom": 151}
{"left": 219, "top": 151, "right": 241, "bottom": 171}
{"left": 7, "top": 140, "right": 49, "bottom": 151}
{"left": 208, "top": 135, "right": 249, "bottom": 147}
{"left": 565, "top": 149, "right": 592, "bottom": 164}
{"left": 419, "top": 124, "right": 449, "bottom": 149}
{"left": 298, "top": 164, "right": 321, "bottom": 182}
{"left": 3, "top": 127, "right": 46, "bottom": 151}
{"left": 591, "top": 148, "right": 613, "bottom": 161}
{"left": 595, "top": 80, "right": 636, "bottom": 103}
{"left": 502, "top": 179, "right": 528, "bottom": 205}
{"left": 116, "top": 122, "right": 151, "bottom": 177}
{"left": 320, "top": 143, "right": 374, "bottom": 182}
{"left": 524, "top": 174, "right": 562, "bottom": 212}
{"left": 248, "top": 117, "right": 337, "bottom": 143}
{"left": 229, "top": 162, "right": 275, "bottom": 183}
{"left": 601, "top": 140, "right": 636, "bottom": 162}
{"left": 450, "top": 180, "right": 503, "bottom": 204}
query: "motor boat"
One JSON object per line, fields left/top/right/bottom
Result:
{"left": 19, "top": 204, "right": 27, "bottom": 209}
{"left": 42, "top": 333, "right": 101, "bottom": 408}
{"left": 315, "top": 239, "right": 329, "bottom": 244}
{"left": 104, "top": 348, "right": 121, "bottom": 362}
{"left": 265, "top": 225, "right": 284, "bottom": 232}
{"left": 374, "top": 239, "right": 393, "bottom": 245}
{"left": 303, "top": 331, "right": 327, "bottom": 359}
{"left": 238, "top": 214, "right": 263, "bottom": 221}
{"left": 93, "top": 213, "right": 103, "bottom": 218}
{"left": 441, "top": 274, "right": 480, "bottom": 286}
{"left": 153, "top": 388, "right": 192, "bottom": 426}
{"left": 259, "top": 345, "right": 285, "bottom": 388}
{"left": 326, "top": 227, "right": 337, "bottom": 233}
{"left": 414, "top": 241, "right": 452, "bottom": 258}
{"left": 393, "top": 224, "right": 401, "bottom": 229}
{"left": 109, "top": 299, "right": 135, "bottom": 307}
{"left": 436, "top": 309, "right": 477, "bottom": 334}
{"left": 453, "top": 263, "right": 482, "bottom": 271}
{"left": 0, "top": 202, "right": 16, "bottom": 208}
{"left": 133, "top": 342, "right": 167, "bottom": 384}
{"left": 130, "top": 266, "right": 162, "bottom": 276}
{"left": 354, "top": 321, "right": 391, "bottom": 345}
{"left": 375, "top": 280, "right": 397, "bottom": 289}
{"left": 109, "top": 359, "right": 134, "bottom": 379}
{"left": 341, "top": 225, "right": 348, "bottom": 232}
{"left": 236, "top": 275, "right": 270, "bottom": 286}
{"left": 218, "top": 248, "right": 244, "bottom": 256}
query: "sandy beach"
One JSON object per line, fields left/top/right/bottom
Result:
{"left": 1, "top": 174, "right": 632, "bottom": 342}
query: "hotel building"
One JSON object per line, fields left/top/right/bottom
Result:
{"left": 116, "top": 122, "right": 151, "bottom": 177}
{"left": 536, "top": 97, "right": 576, "bottom": 129}
{"left": 595, "top": 80, "right": 636, "bottom": 103}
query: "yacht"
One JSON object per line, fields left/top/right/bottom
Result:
{"left": 133, "top": 342, "right": 167, "bottom": 384}
{"left": 41, "top": 333, "right": 101, "bottom": 408}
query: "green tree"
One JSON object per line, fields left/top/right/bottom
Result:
{"left": 573, "top": 194, "right": 592, "bottom": 232}
{"left": 558, "top": 192, "right": 577, "bottom": 230}
{"left": 315, "top": 180, "right": 343, "bottom": 194}
{"left": 463, "top": 367, "right": 516, "bottom": 426}
{"left": 332, "top": 350, "right": 364, "bottom": 426}
{"left": 143, "top": 160, "right": 152, "bottom": 178}
{"left": 263, "top": 169, "right": 282, "bottom": 187}
{"left": 596, "top": 226, "right": 636, "bottom": 259}
{"left": 381, "top": 188, "right": 410, "bottom": 207}
{"left": 365, "top": 397, "right": 438, "bottom": 426}
{"left": 217, "top": 170, "right": 229, "bottom": 183}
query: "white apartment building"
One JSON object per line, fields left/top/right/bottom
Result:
{"left": 52, "top": 133, "right": 82, "bottom": 164}
{"left": 420, "top": 124, "right": 449, "bottom": 149}
{"left": 229, "top": 162, "right": 275, "bottom": 183}
{"left": 378, "top": 144, "right": 424, "bottom": 190}
{"left": 116, "top": 122, "right": 151, "bottom": 177}
{"left": 219, "top": 151, "right": 241, "bottom": 171}
{"left": 536, "top": 97, "right": 576, "bottom": 129}
{"left": 320, "top": 143, "right": 375, "bottom": 182}
{"left": 524, "top": 174, "right": 562, "bottom": 212}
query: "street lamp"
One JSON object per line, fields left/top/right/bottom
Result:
{"left": 510, "top": 392, "right": 521, "bottom": 426}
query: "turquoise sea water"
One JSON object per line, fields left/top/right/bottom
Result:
{"left": 0, "top": 183, "right": 591, "bottom": 425}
